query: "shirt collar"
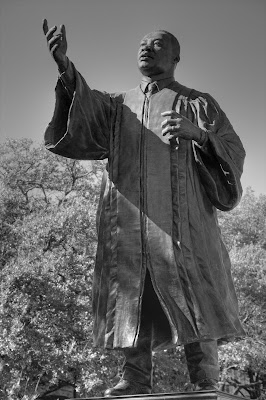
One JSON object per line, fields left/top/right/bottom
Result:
{"left": 140, "top": 76, "right": 175, "bottom": 94}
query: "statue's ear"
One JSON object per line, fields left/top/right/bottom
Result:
{"left": 174, "top": 55, "right": 180, "bottom": 64}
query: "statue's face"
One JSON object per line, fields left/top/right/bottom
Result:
{"left": 138, "top": 31, "right": 174, "bottom": 77}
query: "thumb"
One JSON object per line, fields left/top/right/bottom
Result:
{"left": 59, "top": 24, "right": 66, "bottom": 41}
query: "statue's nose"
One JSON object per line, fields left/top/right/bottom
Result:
{"left": 144, "top": 44, "right": 153, "bottom": 53}
{"left": 143, "top": 41, "right": 152, "bottom": 50}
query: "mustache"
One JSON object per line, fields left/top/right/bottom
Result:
{"left": 139, "top": 51, "right": 154, "bottom": 59}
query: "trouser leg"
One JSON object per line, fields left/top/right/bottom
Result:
{"left": 122, "top": 271, "right": 154, "bottom": 388}
{"left": 104, "top": 326, "right": 153, "bottom": 397}
{"left": 123, "top": 269, "right": 171, "bottom": 387}
{"left": 122, "top": 337, "right": 153, "bottom": 388}
{"left": 121, "top": 270, "right": 172, "bottom": 389}
{"left": 184, "top": 340, "right": 219, "bottom": 384}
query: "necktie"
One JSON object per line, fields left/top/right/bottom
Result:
{"left": 145, "top": 82, "right": 159, "bottom": 98}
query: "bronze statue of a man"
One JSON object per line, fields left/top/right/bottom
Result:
{"left": 43, "top": 20, "right": 245, "bottom": 395}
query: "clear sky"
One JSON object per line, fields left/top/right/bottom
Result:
{"left": 0, "top": 0, "right": 265, "bottom": 194}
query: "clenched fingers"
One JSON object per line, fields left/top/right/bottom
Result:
{"left": 162, "top": 121, "right": 182, "bottom": 136}
{"left": 161, "top": 111, "right": 183, "bottom": 137}
{"left": 161, "top": 110, "right": 182, "bottom": 119}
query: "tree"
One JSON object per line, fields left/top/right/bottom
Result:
{"left": 1, "top": 139, "right": 265, "bottom": 399}
{"left": 218, "top": 187, "right": 266, "bottom": 251}
{"left": 0, "top": 139, "right": 117, "bottom": 399}
{"left": 217, "top": 189, "right": 266, "bottom": 399}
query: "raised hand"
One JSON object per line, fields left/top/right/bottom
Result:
{"left": 43, "top": 19, "right": 68, "bottom": 71}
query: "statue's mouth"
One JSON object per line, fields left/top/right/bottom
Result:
{"left": 139, "top": 53, "right": 153, "bottom": 60}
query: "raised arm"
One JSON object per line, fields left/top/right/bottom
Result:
{"left": 42, "top": 19, "right": 117, "bottom": 161}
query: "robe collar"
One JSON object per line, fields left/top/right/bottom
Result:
{"left": 140, "top": 76, "right": 175, "bottom": 94}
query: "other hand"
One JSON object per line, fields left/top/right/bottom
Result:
{"left": 161, "top": 111, "right": 201, "bottom": 142}
{"left": 43, "top": 19, "right": 68, "bottom": 70}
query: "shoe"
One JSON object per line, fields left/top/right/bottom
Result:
{"left": 104, "top": 379, "right": 152, "bottom": 397}
{"left": 194, "top": 378, "right": 219, "bottom": 391}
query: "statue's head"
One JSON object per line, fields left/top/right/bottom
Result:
{"left": 138, "top": 30, "right": 180, "bottom": 78}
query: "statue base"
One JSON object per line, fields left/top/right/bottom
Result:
{"left": 67, "top": 390, "right": 241, "bottom": 400}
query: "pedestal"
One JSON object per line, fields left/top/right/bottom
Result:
{"left": 67, "top": 390, "right": 242, "bottom": 400}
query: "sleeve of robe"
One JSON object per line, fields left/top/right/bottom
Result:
{"left": 189, "top": 92, "right": 246, "bottom": 212}
{"left": 44, "top": 63, "right": 117, "bottom": 160}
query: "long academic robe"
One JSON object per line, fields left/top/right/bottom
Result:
{"left": 44, "top": 65, "right": 246, "bottom": 349}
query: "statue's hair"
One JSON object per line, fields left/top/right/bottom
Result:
{"left": 154, "top": 30, "right": 180, "bottom": 63}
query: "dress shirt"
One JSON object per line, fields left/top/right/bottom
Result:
{"left": 140, "top": 76, "right": 175, "bottom": 94}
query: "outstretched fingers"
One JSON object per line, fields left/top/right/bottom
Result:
{"left": 42, "top": 18, "right": 68, "bottom": 67}
{"left": 42, "top": 19, "right": 48, "bottom": 35}
{"left": 43, "top": 19, "right": 61, "bottom": 43}
{"left": 46, "top": 26, "right": 58, "bottom": 42}
{"left": 48, "top": 34, "right": 62, "bottom": 51}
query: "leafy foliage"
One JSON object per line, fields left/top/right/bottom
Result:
{"left": 0, "top": 139, "right": 117, "bottom": 399}
{"left": 0, "top": 139, "right": 265, "bottom": 399}
{"left": 218, "top": 188, "right": 266, "bottom": 251}
{"left": 218, "top": 190, "right": 266, "bottom": 398}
